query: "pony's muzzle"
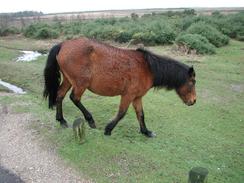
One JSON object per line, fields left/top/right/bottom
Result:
{"left": 186, "top": 99, "right": 196, "bottom": 106}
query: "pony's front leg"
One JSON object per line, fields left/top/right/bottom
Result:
{"left": 104, "top": 95, "right": 132, "bottom": 136}
{"left": 132, "top": 97, "right": 156, "bottom": 137}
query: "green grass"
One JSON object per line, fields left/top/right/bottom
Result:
{"left": 0, "top": 37, "right": 243, "bottom": 183}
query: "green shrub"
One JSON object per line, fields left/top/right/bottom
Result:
{"left": 35, "top": 27, "right": 59, "bottom": 39}
{"left": 65, "top": 34, "right": 74, "bottom": 40}
{"left": 175, "top": 33, "right": 216, "bottom": 54}
{"left": 21, "top": 11, "right": 243, "bottom": 44}
{"left": 181, "top": 16, "right": 211, "bottom": 30}
{"left": 132, "top": 31, "right": 157, "bottom": 45}
{"left": 181, "top": 12, "right": 244, "bottom": 41}
{"left": 0, "top": 27, "right": 20, "bottom": 36}
{"left": 131, "top": 21, "right": 176, "bottom": 45}
{"left": 24, "top": 24, "right": 38, "bottom": 37}
{"left": 183, "top": 9, "right": 196, "bottom": 15}
{"left": 236, "top": 28, "right": 244, "bottom": 41}
{"left": 114, "top": 30, "right": 133, "bottom": 43}
{"left": 149, "top": 21, "right": 176, "bottom": 44}
{"left": 211, "top": 11, "right": 222, "bottom": 17}
{"left": 186, "top": 22, "right": 229, "bottom": 47}
{"left": 225, "top": 12, "right": 244, "bottom": 39}
{"left": 24, "top": 23, "right": 59, "bottom": 39}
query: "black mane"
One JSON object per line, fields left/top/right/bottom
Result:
{"left": 137, "top": 48, "right": 190, "bottom": 90}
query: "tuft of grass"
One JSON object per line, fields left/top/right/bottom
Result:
{"left": 0, "top": 84, "right": 11, "bottom": 92}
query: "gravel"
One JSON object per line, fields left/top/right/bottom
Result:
{"left": 0, "top": 95, "right": 92, "bottom": 183}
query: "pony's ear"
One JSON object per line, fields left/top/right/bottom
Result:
{"left": 188, "top": 66, "right": 195, "bottom": 77}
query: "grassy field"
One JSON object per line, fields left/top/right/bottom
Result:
{"left": 0, "top": 36, "right": 243, "bottom": 183}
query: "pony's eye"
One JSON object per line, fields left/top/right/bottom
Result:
{"left": 188, "top": 81, "right": 195, "bottom": 88}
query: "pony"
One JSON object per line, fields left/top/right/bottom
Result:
{"left": 43, "top": 37, "right": 196, "bottom": 137}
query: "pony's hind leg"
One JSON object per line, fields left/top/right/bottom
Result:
{"left": 70, "top": 87, "right": 96, "bottom": 128}
{"left": 132, "top": 97, "right": 155, "bottom": 137}
{"left": 56, "top": 75, "right": 71, "bottom": 127}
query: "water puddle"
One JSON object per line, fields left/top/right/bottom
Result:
{"left": 0, "top": 79, "right": 26, "bottom": 94}
{"left": 16, "top": 51, "right": 43, "bottom": 62}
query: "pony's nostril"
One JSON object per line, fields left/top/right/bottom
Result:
{"left": 194, "top": 99, "right": 196, "bottom": 103}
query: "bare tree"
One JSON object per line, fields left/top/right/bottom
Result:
{"left": 0, "top": 14, "right": 11, "bottom": 29}
{"left": 20, "top": 16, "right": 26, "bottom": 28}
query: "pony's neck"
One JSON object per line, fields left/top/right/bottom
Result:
{"left": 137, "top": 48, "right": 189, "bottom": 90}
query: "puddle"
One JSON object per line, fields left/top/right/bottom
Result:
{"left": 230, "top": 84, "right": 244, "bottom": 93}
{"left": 16, "top": 51, "right": 43, "bottom": 62}
{"left": 0, "top": 79, "right": 26, "bottom": 94}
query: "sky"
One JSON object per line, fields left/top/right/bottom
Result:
{"left": 0, "top": 0, "right": 244, "bottom": 13}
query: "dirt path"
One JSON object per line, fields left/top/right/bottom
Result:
{"left": 0, "top": 93, "right": 91, "bottom": 183}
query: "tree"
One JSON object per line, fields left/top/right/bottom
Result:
{"left": 131, "top": 13, "right": 139, "bottom": 20}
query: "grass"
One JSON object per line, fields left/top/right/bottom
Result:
{"left": 0, "top": 36, "right": 243, "bottom": 183}
{"left": 0, "top": 84, "right": 11, "bottom": 92}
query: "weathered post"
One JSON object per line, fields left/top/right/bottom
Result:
{"left": 188, "top": 167, "right": 208, "bottom": 183}
{"left": 73, "top": 118, "right": 86, "bottom": 144}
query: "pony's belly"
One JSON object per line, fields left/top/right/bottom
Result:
{"left": 88, "top": 85, "right": 124, "bottom": 96}
{"left": 88, "top": 78, "right": 127, "bottom": 96}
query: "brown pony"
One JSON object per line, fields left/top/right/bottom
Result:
{"left": 43, "top": 37, "right": 196, "bottom": 137}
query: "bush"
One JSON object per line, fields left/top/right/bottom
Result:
{"left": 21, "top": 11, "right": 243, "bottom": 44}
{"left": 24, "top": 24, "right": 38, "bottom": 37}
{"left": 181, "top": 16, "right": 211, "bottom": 30}
{"left": 149, "top": 21, "right": 176, "bottom": 44}
{"left": 186, "top": 22, "right": 229, "bottom": 47}
{"left": 0, "top": 27, "right": 20, "bottom": 36}
{"left": 236, "top": 28, "right": 244, "bottom": 41}
{"left": 181, "top": 12, "right": 244, "bottom": 41}
{"left": 35, "top": 27, "right": 59, "bottom": 39}
{"left": 175, "top": 33, "right": 216, "bottom": 54}
{"left": 132, "top": 31, "right": 157, "bottom": 45}
{"left": 183, "top": 9, "right": 196, "bottom": 16}
{"left": 114, "top": 30, "right": 133, "bottom": 43}
{"left": 24, "top": 23, "right": 60, "bottom": 39}
{"left": 225, "top": 12, "right": 244, "bottom": 39}
{"left": 131, "top": 21, "right": 176, "bottom": 45}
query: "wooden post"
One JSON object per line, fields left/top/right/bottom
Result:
{"left": 188, "top": 167, "right": 208, "bottom": 183}
{"left": 73, "top": 118, "right": 86, "bottom": 144}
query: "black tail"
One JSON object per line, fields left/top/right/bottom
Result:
{"left": 43, "top": 43, "right": 62, "bottom": 109}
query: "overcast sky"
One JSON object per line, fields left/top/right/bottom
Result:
{"left": 0, "top": 0, "right": 244, "bottom": 13}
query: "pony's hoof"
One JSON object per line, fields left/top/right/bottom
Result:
{"left": 104, "top": 130, "right": 111, "bottom": 136}
{"left": 61, "top": 123, "right": 69, "bottom": 128}
{"left": 87, "top": 118, "right": 96, "bottom": 129}
{"left": 88, "top": 122, "right": 96, "bottom": 129}
{"left": 142, "top": 130, "right": 156, "bottom": 138}
{"left": 60, "top": 120, "right": 69, "bottom": 128}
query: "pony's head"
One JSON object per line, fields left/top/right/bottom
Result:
{"left": 137, "top": 48, "right": 197, "bottom": 106}
{"left": 176, "top": 67, "right": 196, "bottom": 106}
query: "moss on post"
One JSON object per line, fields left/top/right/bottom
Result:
{"left": 188, "top": 167, "right": 208, "bottom": 183}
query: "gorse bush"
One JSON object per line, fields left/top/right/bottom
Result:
{"left": 13, "top": 10, "right": 244, "bottom": 54}
{"left": 175, "top": 33, "right": 216, "bottom": 54}
{"left": 24, "top": 24, "right": 37, "bottom": 37}
{"left": 24, "top": 23, "right": 60, "bottom": 39}
{"left": 131, "top": 21, "right": 176, "bottom": 45}
{"left": 186, "top": 22, "right": 229, "bottom": 47}
{"left": 181, "top": 12, "right": 244, "bottom": 40}
{"left": 0, "top": 27, "right": 20, "bottom": 36}
{"left": 35, "top": 27, "right": 59, "bottom": 39}
{"left": 57, "top": 16, "right": 177, "bottom": 46}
